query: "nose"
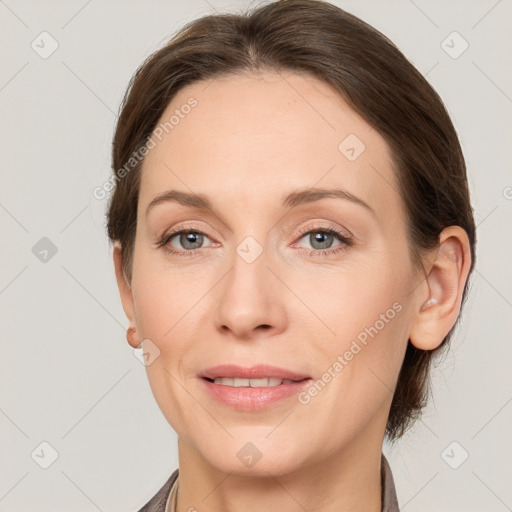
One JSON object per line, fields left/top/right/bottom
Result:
{"left": 213, "top": 240, "right": 287, "bottom": 341}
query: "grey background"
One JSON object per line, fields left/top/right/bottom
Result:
{"left": 1, "top": 0, "right": 511, "bottom": 510}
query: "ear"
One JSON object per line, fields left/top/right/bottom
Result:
{"left": 113, "top": 242, "right": 141, "bottom": 348}
{"left": 409, "top": 226, "right": 472, "bottom": 351}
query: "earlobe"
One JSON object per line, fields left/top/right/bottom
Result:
{"left": 113, "top": 242, "right": 141, "bottom": 348}
{"left": 409, "top": 226, "right": 472, "bottom": 351}
{"left": 126, "top": 326, "right": 141, "bottom": 349}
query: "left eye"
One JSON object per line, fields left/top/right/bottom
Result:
{"left": 299, "top": 229, "right": 343, "bottom": 250}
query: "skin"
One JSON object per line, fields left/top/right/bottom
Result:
{"left": 114, "top": 70, "right": 471, "bottom": 512}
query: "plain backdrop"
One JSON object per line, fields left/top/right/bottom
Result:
{"left": 1, "top": 0, "right": 511, "bottom": 511}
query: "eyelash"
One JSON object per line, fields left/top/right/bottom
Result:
{"left": 294, "top": 224, "right": 352, "bottom": 258}
{"left": 155, "top": 223, "right": 353, "bottom": 259}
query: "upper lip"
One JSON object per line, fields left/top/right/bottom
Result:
{"left": 199, "top": 364, "right": 311, "bottom": 381}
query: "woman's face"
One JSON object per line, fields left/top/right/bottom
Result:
{"left": 121, "top": 71, "right": 425, "bottom": 475}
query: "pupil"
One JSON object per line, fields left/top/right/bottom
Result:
{"left": 181, "top": 232, "right": 203, "bottom": 249}
{"left": 311, "top": 232, "right": 332, "bottom": 250}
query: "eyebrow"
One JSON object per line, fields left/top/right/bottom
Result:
{"left": 145, "top": 187, "right": 375, "bottom": 217}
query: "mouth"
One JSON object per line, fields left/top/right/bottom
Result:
{"left": 201, "top": 376, "right": 310, "bottom": 387}
{"left": 198, "top": 363, "right": 312, "bottom": 384}
{"left": 198, "top": 364, "right": 313, "bottom": 411}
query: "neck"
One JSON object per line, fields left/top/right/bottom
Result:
{"left": 175, "top": 430, "right": 384, "bottom": 512}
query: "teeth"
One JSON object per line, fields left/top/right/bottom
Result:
{"left": 212, "top": 377, "right": 297, "bottom": 387}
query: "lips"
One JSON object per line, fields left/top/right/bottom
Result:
{"left": 198, "top": 364, "right": 311, "bottom": 382}
{"left": 198, "top": 365, "right": 313, "bottom": 411}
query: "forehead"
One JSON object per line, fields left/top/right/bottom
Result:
{"left": 139, "top": 70, "right": 400, "bottom": 219}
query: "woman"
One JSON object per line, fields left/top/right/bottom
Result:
{"left": 106, "top": 1, "right": 475, "bottom": 510}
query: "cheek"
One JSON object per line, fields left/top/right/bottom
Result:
{"left": 300, "top": 255, "right": 412, "bottom": 391}
{"left": 132, "top": 279, "right": 174, "bottom": 340}
{"left": 301, "top": 254, "right": 409, "bottom": 336}
{"left": 130, "top": 261, "right": 208, "bottom": 432}
{"left": 130, "top": 254, "right": 216, "bottom": 395}
{"left": 295, "top": 272, "right": 410, "bottom": 446}
{"left": 131, "top": 247, "right": 200, "bottom": 340}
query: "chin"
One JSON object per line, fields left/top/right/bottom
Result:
{"left": 195, "top": 433, "right": 312, "bottom": 477}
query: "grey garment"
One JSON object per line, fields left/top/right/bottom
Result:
{"left": 137, "top": 454, "right": 400, "bottom": 512}
{"left": 137, "top": 468, "right": 178, "bottom": 512}
{"left": 381, "top": 455, "right": 400, "bottom": 512}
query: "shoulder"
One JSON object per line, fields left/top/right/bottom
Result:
{"left": 137, "top": 469, "right": 179, "bottom": 512}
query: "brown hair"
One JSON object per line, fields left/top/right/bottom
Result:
{"left": 106, "top": 0, "right": 476, "bottom": 440}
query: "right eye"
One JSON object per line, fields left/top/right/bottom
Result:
{"left": 157, "top": 226, "right": 217, "bottom": 257}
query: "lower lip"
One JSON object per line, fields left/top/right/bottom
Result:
{"left": 199, "top": 377, "right": 312, "bottom": 411}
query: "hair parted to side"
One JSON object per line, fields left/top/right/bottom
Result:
{"left": 106, "top": 0, "right": 476, "bottom": 440}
